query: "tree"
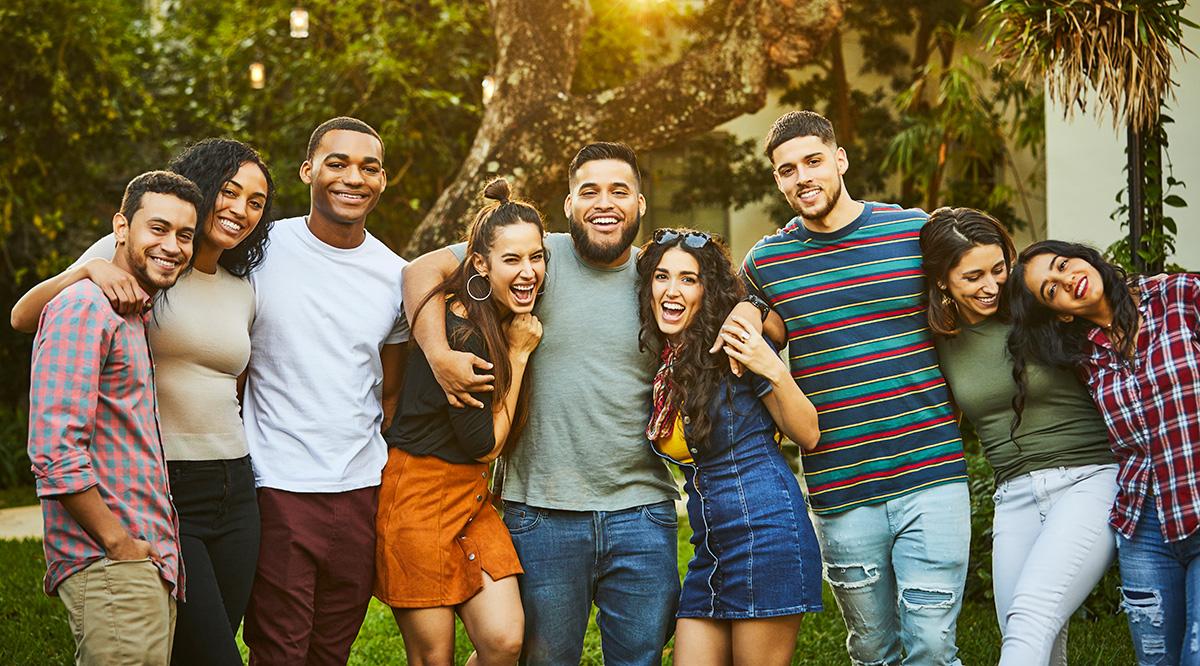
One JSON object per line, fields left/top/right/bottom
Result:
{"left": 985, "top": 0, "right": 1195, "bottom": 271}
{"left": 670, "top": 0, "right": 1044, "bottom": 233}
{"left": 404, "top": 0, "right": 844, "bottom": 254}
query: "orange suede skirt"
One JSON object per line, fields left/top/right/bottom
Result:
{"left": 373, "top": 447, "right": 522, "bottom": 608}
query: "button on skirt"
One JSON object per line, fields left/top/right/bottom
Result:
{"left": 374, "top": 447, "right": 523, "bottom": 608}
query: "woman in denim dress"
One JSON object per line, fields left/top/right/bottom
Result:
{"left": 635, "top": 228, "right": 824, "bottom": 666}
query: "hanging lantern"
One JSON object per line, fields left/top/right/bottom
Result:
{"left": 249, "top": 62, "right": 266, "bottom": 89}
{"left": 290, "top": 7, "right": 309, "bottom": 39}
{"left": 481, "top": 75, "right": 496, "bottom": 105}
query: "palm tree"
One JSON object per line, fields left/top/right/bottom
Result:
{"left": 984, "top": 0, "right": 1194, "bottom": 271}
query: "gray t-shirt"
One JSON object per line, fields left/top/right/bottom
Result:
{"left": 451, "top": 233, "right": 677, "bottom": 510}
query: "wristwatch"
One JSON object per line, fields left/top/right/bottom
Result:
{"left": 743, "top": 294, "right": 771, "bottom": 322}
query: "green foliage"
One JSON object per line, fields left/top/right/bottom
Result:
{"left": 0, "top": 405, "right": 32, "bottom": 491}
{"left": 0, "top": 0, "right": 492, "bottom": 405}
{"left": 670, "top": 0, "right": 1044, "bottom": 231}
{"left": 0, "top": 0, "right": 166, "bottom": 405}
{"left": 152, "top": 0, "right": 492, "bottom": 249}
{"left": 0, "top": 539, "right": 75, "bottom": 665}
{"left": 0, "top": 528, "right": 1135, "bottom": 665}
{"left": 1106, "top": 113, "right": 1190, "bottom": 272}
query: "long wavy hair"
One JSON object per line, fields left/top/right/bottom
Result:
{"left": 412, "top": 178, "right": 547, "bottom": 450}
{"left": 1007, "top": 240, "right": 1139, "bottom": 430}
{"left": 636, "top": 229, "right": 745, "bottom": 450}
{"left": 167, "top": 138, "right": 276, "bottom": 277}
{"left": 919, "top": 207, "right": 1015, "bottom": 337}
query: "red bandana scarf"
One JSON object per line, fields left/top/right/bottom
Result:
{"left": 645, "top": 344, "right": 679, "bottom": 441}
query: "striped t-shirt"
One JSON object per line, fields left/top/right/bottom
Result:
{"left": 743, "top": 202, "right": 966, "bottom": 514}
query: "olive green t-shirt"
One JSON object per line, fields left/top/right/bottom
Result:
{"left": 935, "top": 318, "right": 1113, "bottom": 485}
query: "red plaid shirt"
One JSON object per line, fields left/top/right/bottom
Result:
{"left": 27, "top": 281, "right": 182, "bottom": 597}
{"left": 1082, "top": 273, "right": 1200, "bottom": 543}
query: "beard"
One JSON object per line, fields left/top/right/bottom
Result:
{"left": 569, "top": 211, "right": 642, "bottom": 265}
{"left": 793, "top": 178, "right": 842, "bottom": 222}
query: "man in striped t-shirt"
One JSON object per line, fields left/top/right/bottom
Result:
{"left": 743, "top": 111, "right": 970, "bottom": 665}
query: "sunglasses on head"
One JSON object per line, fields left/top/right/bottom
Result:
{"left": 653, "top": 228, "right": 712, "bottom": 249}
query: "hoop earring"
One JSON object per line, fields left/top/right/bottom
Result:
{"left": 466, "top": 273, "right": 493, "bottom": 301}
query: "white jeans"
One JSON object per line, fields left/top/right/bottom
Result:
{"left": 992, "top": 463, "right": 1119, "bottom": 666}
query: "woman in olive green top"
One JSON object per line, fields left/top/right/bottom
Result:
{"left": 920, "top": 208, "right": 1116, "bottom": 666}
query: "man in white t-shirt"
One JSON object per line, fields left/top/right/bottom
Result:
{"left": 242, "top": 117, "right": 409, "bottom": 665}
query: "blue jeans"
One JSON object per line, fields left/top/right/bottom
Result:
{"left": 1117, "top": 497, "right": 1200, "bottom": 666}
{"left": 502, "top": 500, "right": 680, "bottom": 666}
{"left": 813, "top": 481, "right": 970, "bottom": 666}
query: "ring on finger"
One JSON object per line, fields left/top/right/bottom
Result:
{"left": 740, "top": 331, "right": 751, "bottom": 342}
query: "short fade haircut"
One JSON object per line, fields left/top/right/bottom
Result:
{"left": 306, "top": 116, "right": 384, "bottom": 160}
{"left": 763, "top": 110, "right": 837, "bottom": 161}
{"left": 119, "top": 171, "right": 203, "bottom": 221}
{"left": 568, "top": 142, "right": 642, "bottom": 189}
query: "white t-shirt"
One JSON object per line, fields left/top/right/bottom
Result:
{"left": 245, "top": 216, "right": 409, "bottom": 492}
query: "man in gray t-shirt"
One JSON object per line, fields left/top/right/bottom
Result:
{"left": 404, "top": 143, "right": 680, "bottom": 664}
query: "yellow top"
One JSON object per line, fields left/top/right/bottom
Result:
{"left": 654, "top": 413, "right": 693, "bottom": 464}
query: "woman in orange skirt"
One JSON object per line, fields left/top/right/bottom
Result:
{"left": 377, "top": 178, "right": 545, "bottom": 665}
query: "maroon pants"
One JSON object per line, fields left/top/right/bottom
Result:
{"left": 245, "top": 486, "right": 378, "bottom": 666}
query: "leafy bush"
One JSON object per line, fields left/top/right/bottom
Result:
{"left": 0, "top": 405, "right": 32, "bottom": 491}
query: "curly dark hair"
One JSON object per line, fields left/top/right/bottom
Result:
{"left": 167, "top": 138, "right": 276, "bottom": 277}
{"left": 636, "top": 229, "right": 746, "bottom": 450}
{"left": 1006, "top": 239, "right": 1139, "bottom": 432}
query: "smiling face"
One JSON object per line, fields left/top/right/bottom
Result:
{"left": 770, "top": 135, "right": 849, "bottom": 224}
{"left": 301, "top": 129, "right": 386, "bottom": 227}
{"left": 1022, "top": 252, "right": 1110, "bottom": 323}
{"left": 205, "top": 161, "right": 270, "bottom": 250}
{"left": 472, "top": 221, "right": 546, "bottom": 316}
{"left": 565, "top": 158, "right": 645, "bottom": 268}
{"left": 651, "top": 247, "right": 704, "bottom": 343}
{"left": 943, "top": 243, "right": 1008, "bottom": 325}
{"left": 113, "top": 192, "right": 197, "bottom": 294}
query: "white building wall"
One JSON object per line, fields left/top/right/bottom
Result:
{"left": 1045, "top": 2, "right": 1200, "bottom": 269}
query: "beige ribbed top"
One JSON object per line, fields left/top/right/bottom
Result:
{"left": 77, "top": 236, "right": 254, "bottom": 460}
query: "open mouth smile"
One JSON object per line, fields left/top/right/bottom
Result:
{"left": 660, "top": 301, "right": 685, "bottom": 325}
{"left": 511, "top": 283, "right": 536, "bottom": 305}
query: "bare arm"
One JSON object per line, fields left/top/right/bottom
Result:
{"left": 11, "top": 259, "right": 147, "bottom": 333}
{"left": 403, "top": 248, "right": 494, "bottom": 408}
{"left": 710, "top": 301, "right": 772, "bottom": 375}
{"left": 478, "top": 314, "right": 542, "bottom": 462}
{"left": 719, "top": 315, "right": 820, "bottom": 450}
{"left": 58, "top": 487, "right": 160, "bottom": 562}
{"left": 380, "top": 342, "right": 409, "bottom": 432}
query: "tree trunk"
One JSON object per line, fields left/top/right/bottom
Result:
{"left": 405, "top": 0, "right": 844, "bottom": 255}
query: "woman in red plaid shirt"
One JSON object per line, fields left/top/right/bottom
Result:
{"left": 1009, "top": 240, "right": 1200, "bottom": 666}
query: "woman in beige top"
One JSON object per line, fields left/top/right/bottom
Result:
{"left": 12, "top": 138, "right": 274, "bottom": 666}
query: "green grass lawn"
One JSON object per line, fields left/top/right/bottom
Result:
{"left": 1, "top": 525, "right": 1135, "bottom": 665}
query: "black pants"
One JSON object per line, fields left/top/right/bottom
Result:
{"left": 168, "top": 456, "right": 261, "bottom": 666}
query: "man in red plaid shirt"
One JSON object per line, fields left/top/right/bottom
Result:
{"left": 27, "top": 171, "right": 201, "bottom": 665}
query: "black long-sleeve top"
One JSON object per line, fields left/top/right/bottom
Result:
{"left": 384, "top": 309, "right": 496, "bottom": 463}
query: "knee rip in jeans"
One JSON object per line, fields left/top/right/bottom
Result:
{"left": 1121, "top": 588, "right": 1165, "bottom": 630}
{"left": 824, "top": 563, "right": 879, "bottom": 590}
{"left": 849, "top": 658, "right": 896, "bottom": 666}
{"left": 899, "top": 587, "right": 956, "bottom": 611}
{"left": 1189, "top": 621, "right": 1199, "bottom": 655}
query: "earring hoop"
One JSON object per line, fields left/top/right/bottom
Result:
{"left": 466, "top": 273, "right": 493, "bottom": 301}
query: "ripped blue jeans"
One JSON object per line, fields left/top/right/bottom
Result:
{"left": 812, "top": 482, "right": 970, "bottom": 666}
{"left": 1117, "top": 496, "right": 1200, "bottom": 666}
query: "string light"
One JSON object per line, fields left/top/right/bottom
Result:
{"left": 290, "top": 7, "right": 309, "bottom": 39}
{"left": 482, "top": 75, "right": 496, "bottom": 105}
{"left": 249, "top": 62, "right": 266, "bottom": 89}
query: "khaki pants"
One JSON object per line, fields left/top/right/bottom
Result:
{"left": 57, "top": 558, "right": 177, "bottom": 666}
